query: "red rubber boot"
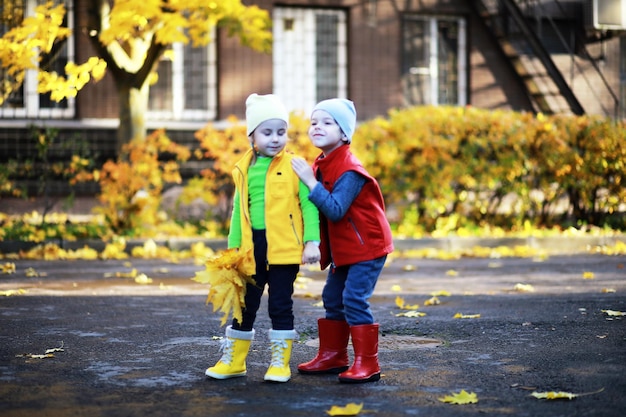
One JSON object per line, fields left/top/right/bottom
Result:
{"left": 298, "top": 319, "right": 350, "bottom": 374}
{"left": 338, "top": 323, "right": 381, "bottom": 383}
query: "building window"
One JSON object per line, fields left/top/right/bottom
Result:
{"left": 273, "top": 7, "right": 347, "bottom": 115}
{"left": 0, "top": 0, "right": 74, "bottom": 119}
{"left": 402, "top": 15, "right": 467, "bottom": 106}
{"left": 147, "top": 36, "right": 217, "bottom": 121}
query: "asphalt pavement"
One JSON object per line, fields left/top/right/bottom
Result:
{"left": 1, "top": 251, "right": 625, "bottom": 417}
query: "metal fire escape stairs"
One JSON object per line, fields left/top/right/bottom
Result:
{"left": 472, "top": 0, "right": 585, "bottom": 115}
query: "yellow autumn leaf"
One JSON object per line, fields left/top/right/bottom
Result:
{"left": 295, "top": 276, "right": 312, "bottom": 289}
{"left": 132, "top": 239, "right": 159, "bottom": 258}
{"left": 438, "top": 389, "right": 478, "bottom": 404}
{"left": 531, "top": 387, "right": 604, "bottom": 400}
{"left": 446, "top": 269, "right": 458, "bottom": 276}
{"left": 116, "top": 268, "right": 138, "bottom": 278}
{"left": 0, "top": 289, "right": 28, "bottom": 296}
{"left": 395, "top": 296, "right": 419, "bottom": 310}
{"left": 601, "top": 288, "right": 616, "bottom": 293}
{"left": 326, "top": 402, "right": 363, "bottom": 416}
{"left": 391, "top": 284, "right": 402, "bottom": 292}
{"left": 424, "top": 296, "right": 440, "bottom": 306}
{"left": 601, "top": 309, "right": 626, "bottom": 316}
{"left": 430, "top": 290, "right": 451, "bottom": 297}
{"left": 1, "top": 262, "right": 16, "bottom": 274}
{"left": 101, "top": 241, "right": 128, "bottom": 260}
{"left": 192, "top": 248, "right": 256, "bottom": 326}
{"left": 24, "top": 267, "right": 39, "bottom": 277}
{"left": 531, "top": 391, "right": 577, "bottom": 400}
{"left": 402, "top": 264, "right": 416, "bottom": 271}
{"left": 582, "top": 271, "right": 595, "bottom": 279}
{"left": 19, "top": 353, "right": 55, "bottom": 359}
{"left": 514, "top": 283, "right": 535, "bottom": 292}
{"left": 453, "top": 312, "right": 481, "bottom": 319}
{"left": 395, "top": 311, "right": 426, "bottom": 318}
{"left": 134, "top": 273, "right": 153, "bottom": 284}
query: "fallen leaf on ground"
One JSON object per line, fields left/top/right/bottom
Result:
{"left": 295, "top": 276, "right": 312, "bottom": 289}
{"left": 0, "top": 289, "right": 28, "bottom": 296}
{"left": 601, "top": 309, "right": 626, "bottom": 316}
{"left": 391, "top": 284, "right": 402, "bottom": 292}
{"left": 101, "top": 241, "right": 128, "bottom": 259}
{"left": 531, "top": 388, "right": 604, "bottom": 400}
{"left": 1, "top": 262, "right": 16, "bottom": 274}
{"left": 134, "top": 273, "right": 153, "bottom": 284}
{"left": 601, "top": 288, "right": 616, "bottom": 293}
{"left": 446, "top": 269, "right": 458, "bottom": 276}
{"left": 424, "top": 296, "right": 440, "bottom": 306}
{"left": 430, "top": 290, "right": 451, "bottom": 297}
{"left": 16, "top": 342, "right": 64, "bottom": 360}
{"left": 326, "top": 402, "right": 363, "bottom": 416}
{"left": 24, "top": 267, "right": 39, "bottom": 277}
{"left": 453, "top": 312, "right": 480, "bottom": 319}
{"left": 115, "top": 269, "right": 138, "bottom": 278}
{"left": 395, "top": 296, "right": 419, "bottom": 310}
{"left": 582, "top": 271, "right": 595, "bottom": 279}
{"left": 438, "top": 390, "right": 478, "bottom": 404}
{"left": 395, "top": 310, "right": 426, "bottom": 318}
{"left": 513, "top": 283, "right": 535, "bottom": 292}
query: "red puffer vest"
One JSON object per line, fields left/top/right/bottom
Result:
{"left": 313, "top": 145, "right": 394, "bottom": 269}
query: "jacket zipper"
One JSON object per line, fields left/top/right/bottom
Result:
{"left": 348, "top": 217, "right": 365, "bottom": 245}
{"left": 290, "top": 214, "right": 301, "bottom": 245}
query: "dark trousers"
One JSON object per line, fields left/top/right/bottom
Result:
{"left": 232, "top": 229, "right": 299, "bottom": 331}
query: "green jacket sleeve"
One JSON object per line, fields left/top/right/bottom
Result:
{"left": 299, "top": 180, "right": 320, "bottom": 243}
{"left": 227, "top": 190, "right": 242, "bottom": 249}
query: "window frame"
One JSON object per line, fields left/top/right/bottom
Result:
{"left": 273, "top": 6, "right": 348, "bottom": 115}
{"left": 146, "top": 37, "right": 217, "bottom": 122}
{"left": 401, "top": 14, "right": 467, "bottom": 107}
{"left": 0, "top": 0, "right": 75, "bottom": 120}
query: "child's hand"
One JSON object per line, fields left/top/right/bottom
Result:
{"left": 291, "top": 158, "right": 317, "bottom": 190}
{"left": 302, "top": 241, "right": 321, "bottom": 264}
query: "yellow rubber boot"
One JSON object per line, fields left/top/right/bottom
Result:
{"left": 205, "top": 326, "right": 254, "bottom": 379}
{"left": 264, "top": 329, "right": 297, "bottom": 383}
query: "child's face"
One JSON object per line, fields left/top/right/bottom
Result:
{"left": 309, "top": 109, "right": 347, "bottom": 155}
{"left": 250, "top": 119, "right": 288, "bottom": 157}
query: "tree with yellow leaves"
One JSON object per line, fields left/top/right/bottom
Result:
{"left": 0, "top": 0, "right": 272, "bottom": 150}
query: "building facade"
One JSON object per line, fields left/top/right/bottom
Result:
{"left": 0, "top": 0, "right": 623, "bottom": 194}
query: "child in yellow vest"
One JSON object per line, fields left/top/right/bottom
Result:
{"left": 205, "top": 93, "right": 321, "bottom": 382}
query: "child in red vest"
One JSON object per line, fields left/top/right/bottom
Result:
{"left": 291, "top": 98, "right": 394, "bottom": 383}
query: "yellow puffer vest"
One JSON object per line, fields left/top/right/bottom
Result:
{"left": 232, "top": 149, "right": 304, "bottom": 275}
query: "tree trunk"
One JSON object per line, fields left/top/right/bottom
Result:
{"left": 117, "top": 81, "right": 149, "bottom": 152}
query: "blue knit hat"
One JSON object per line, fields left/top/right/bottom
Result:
{"left": 312, "top": 98, "right": 357, "bottom": 143}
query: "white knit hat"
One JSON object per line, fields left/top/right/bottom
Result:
{"left": 245, "top": 93, "right": 289, "bottom": 136}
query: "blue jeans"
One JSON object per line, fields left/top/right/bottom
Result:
{"left": 322, "top": 256, "right": 387, "bottom": 326}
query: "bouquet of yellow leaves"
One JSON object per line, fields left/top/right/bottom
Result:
{"left": 192, "top": 248, "right": 256, "bottom": 326}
